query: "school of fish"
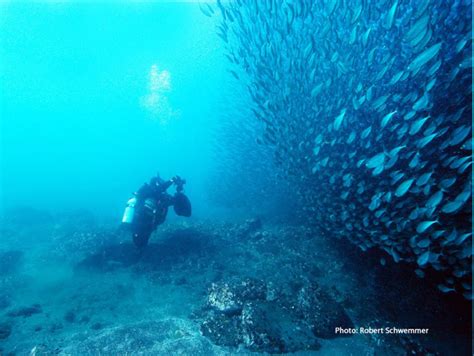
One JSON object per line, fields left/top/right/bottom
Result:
{"left": 209, "top": 84, "right": 294, "bottom": 216}
{"left": 201, "top": 0, "right": 473, "bottom": 299}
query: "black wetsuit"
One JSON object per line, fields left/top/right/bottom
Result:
{"left": 136, "top": 181, "right": 173, "bottom": 222}
{"left": 136, "top": 180, "right": 174, "bottom": 207}
{"left": 129, "top": 176, "right": 191, "bottom": 247}
{"left": 132, "top": 180, "right": 175, "bottom": 247}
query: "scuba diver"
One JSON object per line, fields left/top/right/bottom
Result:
{"left": 122, "top": 174, "right": 192, "bottom": 248}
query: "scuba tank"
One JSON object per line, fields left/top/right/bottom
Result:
{"left": 122, "top": 197, "right": 137, "bottom": 224}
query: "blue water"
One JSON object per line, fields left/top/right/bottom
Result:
{"left": 0, "top": 1, "right": 472, "bottom": 355}
{"left": 1, "top": 2, "right": 228, "bottom": 218}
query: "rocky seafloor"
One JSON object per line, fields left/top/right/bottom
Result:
{"left": 0, "top": 209, "right": 471, "bottom": 355}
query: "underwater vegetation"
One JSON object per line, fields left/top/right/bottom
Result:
{"left": 202, "top": 0, "right": 473, "bottom": 298}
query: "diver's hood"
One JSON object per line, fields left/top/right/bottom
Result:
{"left": 174, "top": 192, "right": 192, "bottom": 217}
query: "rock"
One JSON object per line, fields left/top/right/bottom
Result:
{"left": 0, "top": 322, "right": 12, "bottom": 339}
{"left": 7, "top": 304, "right": 42, "bottom": 318}
{"left": 250, "top": 230, "right": 270, "bottom": 241}
{"left": 207, "top": 278, "right": 267, "bottom": 315}
{"left": 28, "top": 344, "right": 61, "bottom": 355}
{"left": 50, "top": 323, "right": 63, "bottom": 333}
{"left": 240, "top": 303, "right": 285, "bottom": 353}
{"left": 174, "top": 276, "right": 187, "bottom": 285}
{"left": 200, "top": 303, "right": 287, "bottom": 353}
{"left": 202, "top": 280, "right": 276, "bottom": 350}
{"left": 296, "top": 283, "right": 354, "bottom": 339}
{"left": 207, "top": 282, "right": 243, "bottom": 315}
{"left": 400, "top": 336, "right": 440, "bottom": 355}
{"left": 61, "top": 319, "right": 216, "bottom": 355}
{"left": 239, "top": 278, "right": 267, "bottom": 301}
{"left": 64, "top": 310, "right": 76, "bottom": 323}
{"left": 201, "top": 278, "right": 321, "bottom": 353}
{"left": 91, "top": 322, "right": 103, "bottom": 330}
{"left": 200, "top": 279, "right": 352, "bottom": 352}
{"left": 200, "top": 312, "right": 242, "bottom": 347}
{"left": 76, "top": 243, "right": 140, "bottom": 271}
{"left": 246, "top": 218, "right": 262, "bottom": 231}
{"left": 238, "top": 218, "right": 262, "bottom": 236}
{"left": 265, "top": 282, "right": 277, "bottom": 301}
